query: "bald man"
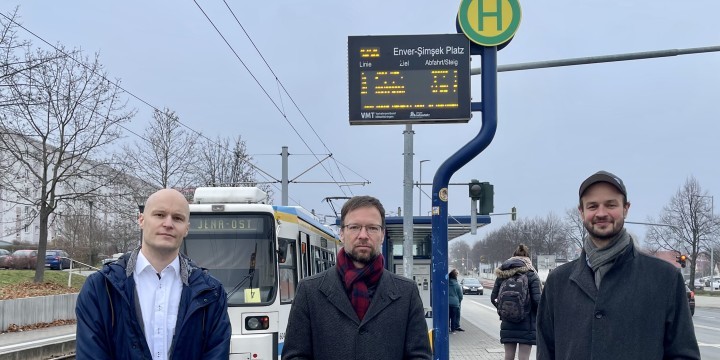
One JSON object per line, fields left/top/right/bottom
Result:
{"left": 76, "top": 189, "right": 230, "bottom": 360}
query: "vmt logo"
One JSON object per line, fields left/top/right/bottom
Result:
{"left": 361, "top": 112, "right": 375, "bottom": 119}
{"left": 458, "top": 0, "right": 521, "bottom": 47}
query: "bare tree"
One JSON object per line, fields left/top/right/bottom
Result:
{"left": 449, "top": 241, "right": 471, "bottom": 275}
{"left": 122, "top": 108, "right": 198, "bottom": 189}
{"left": 645, "top": 176, "right": 717, "bottom": 286}
{"left": 0, "top": 45, "right": 134, "bottom": 282}
{"left": 564, "top": 207, "right": 587, "bottom": 255}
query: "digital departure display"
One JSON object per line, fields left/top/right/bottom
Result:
{"left": 189, "top": 216, "right": 264, "bottom": 233}
{"left": 348, "top": 34, "right": 471, "bottom": 125}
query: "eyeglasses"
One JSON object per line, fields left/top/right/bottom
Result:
{"left": 342, "top": 224, "right": 384, "bottom": 236}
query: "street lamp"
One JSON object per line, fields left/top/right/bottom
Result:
{"left": 418, "top": 159, "right": 430, "bottom": 216}
{"left": 694, "top": 194, "right": 715, "bottom": 290}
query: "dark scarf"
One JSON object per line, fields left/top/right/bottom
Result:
{"left": 583, "top": 228, "right": 632, "bottom": 289}
{"left": 336, "top": 248, "right": 384, "bottom": 321}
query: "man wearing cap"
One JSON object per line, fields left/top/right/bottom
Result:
{"left": 536, "top": 171, "right": 699, "bottom": 359}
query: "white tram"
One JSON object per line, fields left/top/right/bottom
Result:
{"left": 182, "top": 187, "right": 340, "bottom": 359}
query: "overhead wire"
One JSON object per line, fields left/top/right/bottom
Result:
{"left": 0, "top": 10, "right": 304, "bottom": 204}
{"left": 215, "top": 0, "right": 366, "bottom": 195}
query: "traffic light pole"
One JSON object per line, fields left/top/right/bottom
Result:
{"left": 431, "top": 45, "right": 498, "bottom": 360}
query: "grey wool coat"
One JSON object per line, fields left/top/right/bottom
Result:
{"left": 537, "top": 243, "right": 700, "bottom": 360}
{"left": 281, "top": 266, "right": 432, "bottom": 360}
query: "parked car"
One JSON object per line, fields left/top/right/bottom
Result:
{"left": 0, "top": 249, "right": 12, "bottom": 269}
{"left": 693, "top": 278, "right": 705, "bottom": 290}
{"left": 45, "top": 250, "right": 71, "bottom": 270}
{"left": 101, "top": 253, "right": 124, "bottom": 266}
{"left": 460, "top": 277, "right": 484, "bottom": 295}
{"left": 686, "top": 285, "right": 695, "bottom": 316}
{"left": 11, "top": 249, "right": 38, "bottom": 270}
{"left": 712, "top": 276, "right": 720, "bottom": 290}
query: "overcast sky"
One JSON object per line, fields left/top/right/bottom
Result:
{"left": 4, "top": 0, "right": 720, "bottom": 243}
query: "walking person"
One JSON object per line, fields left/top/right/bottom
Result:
{"left": 536, "top": 170, "right": 700, "bottom": 359}
{"left": 448, "top": 269, "right": 464, "bottom": 333}
{"left": 75, "top": 189, "right": 231, "bottom": 360}
{"left": 282, "top": 195, "right": 431, "bottom": 359}
{"left": 491, "top": 244, "right": 541, "bottom": 360}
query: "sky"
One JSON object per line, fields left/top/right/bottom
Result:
{"left": 3, "top": 0, "right": 720, "bottom": 244}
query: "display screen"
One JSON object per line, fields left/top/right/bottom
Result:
{"left": 348, "top": 34, "right": 471, "bottom": 125}
{"left": 189, "top": 216, "right": 264, "bottom": 233}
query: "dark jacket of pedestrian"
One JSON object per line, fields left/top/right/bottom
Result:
{"left": 75, "top": 249, "right": 231, "bottom": 359}
{"left": 491, "top": 256, "right": 542, "bottom": 345}
{"left": 536, "top": 243, "right": 700, "bottom": 359}
{"left": 281, "top": 264, "right": 432, "bottom": 360}
{"left": 449, "top": 276, "right": 463, "bottom": 307}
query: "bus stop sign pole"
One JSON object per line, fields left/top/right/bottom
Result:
{"left": 431, "top": 45, "right": 498, "bottom": 359}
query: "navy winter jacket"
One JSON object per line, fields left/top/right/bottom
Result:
{"left": 75, "top": 250, "right": 231, "bottom": 359}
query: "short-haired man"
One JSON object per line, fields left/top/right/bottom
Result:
{"left": 536, "top": 171, "right": 699, "bottom": 359}
{"left": 282, "top": 195, "right": 432, "bottom": 359}
{"left": 76, "top": 189, "right": 231, "bottom": 359}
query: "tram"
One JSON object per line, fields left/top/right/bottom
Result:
{"left": 181, "top": 187, "right": 340, "bottom": 359}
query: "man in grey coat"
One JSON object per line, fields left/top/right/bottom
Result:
{"left": 537, "top": 170, "right": 699, "bottom": 359}
{"left": 282, "top": 195, "right": 432, "bottom": 360}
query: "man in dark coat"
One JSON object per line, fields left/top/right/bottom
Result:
{"left": 537, "top": 171, "right": 699, "bottom": 359}
{"left": 282, "top": 195, "right": 431, "bottom": 360}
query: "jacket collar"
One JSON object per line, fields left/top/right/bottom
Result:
{"left": 569, "top": 242, "right": 637, "bottom": 298}
{"left": 319, "top": 267, "right": 400, "bottom": 326}
{"left": 123, "top": 247, "right": 192, "bottom": 286}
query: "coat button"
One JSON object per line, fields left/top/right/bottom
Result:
{"left": 594, "top": 311, "right": 603, "bottom": 319}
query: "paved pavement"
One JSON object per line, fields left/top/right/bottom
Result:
{"left": 449, "top": 317, "right": 505, "bottom": 360}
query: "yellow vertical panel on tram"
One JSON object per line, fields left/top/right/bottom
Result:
{"left": 245, "top": 288, "right": 261, "bottom": 303}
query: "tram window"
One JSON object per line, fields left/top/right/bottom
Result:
{"left": 279, "top": 239, "right": 297, "bottom": 304}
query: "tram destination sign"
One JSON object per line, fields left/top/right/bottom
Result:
{"left": 348, "top": 34, "right": 471, "bottom": 125}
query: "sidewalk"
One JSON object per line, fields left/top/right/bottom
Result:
{"left": 449, "top": 317, "right": 504, "bottom": 360}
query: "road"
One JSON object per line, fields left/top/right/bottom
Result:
{"left": 460, "top": 292, "right": 720, "bottom": 359}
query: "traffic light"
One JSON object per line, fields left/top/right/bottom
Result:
{"left": 676, "top": 254, "right": 687, "bottom": 268}
{"left": 511, "top": 206, "right": 517, "bottom": 221}
{"left": 468, "top": 179, "right": 482, "bottom": 200}
{"left": 479, "top": 182, "right": 494, "bottom": 215}
{"left": 469, "top": 180, "right": 494, "bottom": 215}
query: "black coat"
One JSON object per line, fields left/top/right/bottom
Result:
{"left": 490, "top": 258, "right": 542, "bottom": 345}
{"left": 536, "top": 244, "right": 700, "bottom": 359}
{"left": 282, "top": 267, "right": 432, "bottom": 360}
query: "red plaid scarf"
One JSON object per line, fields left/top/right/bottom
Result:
{"left": 336, "top": 247, "right": 384, "bottom": 321}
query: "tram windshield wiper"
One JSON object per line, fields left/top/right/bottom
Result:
{"left": 226, "top": 273, "right": 253, "bottom": 300}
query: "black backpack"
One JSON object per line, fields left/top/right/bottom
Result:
{"left": 496, "top": 272, "right": 529, "bottom": 322}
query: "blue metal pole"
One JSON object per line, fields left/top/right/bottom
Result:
{"left": 431, "top": 45, "right": 498, "bottom": 360}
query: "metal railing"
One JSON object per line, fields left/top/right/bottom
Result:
{"left": 62, "top": 257, "right": 100, "bottom": 287}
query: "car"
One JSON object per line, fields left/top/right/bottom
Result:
{"left": 0, "top": 249, "right": 12, "bottom": 269}
{"left": 693, "top": 278, "right": 705, "bottom": 290}
{"left": 712, "top": 276, "right": 720, "bottom": 291}
{"left": 101, "top": 253, "right": 124, "bottom": 266}
{"left": 460, "top": 277, "right": 484, "bottom": 295}
{"left": 45, "top": 250, "right": 71, "bottom": 270}
{"left": 686, "top": 285, "right": 695, "bottom": 316}
{"left": 10, "top": 249, "right": 38, "bottom": 270}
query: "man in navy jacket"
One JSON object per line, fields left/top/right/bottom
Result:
{"left": 75, "top": 189, "right": 230, "bottom": 359}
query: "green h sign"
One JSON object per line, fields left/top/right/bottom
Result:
{"left": 458, "top": 0, "right": 521, "bottom": 47}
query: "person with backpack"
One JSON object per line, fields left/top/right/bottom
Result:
{"left": 490, "top": 244, "right": 542, "bottom": 360}
{"left": 448, "top": 269, "right": 464, "bottom": 333}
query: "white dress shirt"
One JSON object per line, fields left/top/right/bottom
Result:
{"left": 134, "top": 251, "right": 182, "bottom": 360}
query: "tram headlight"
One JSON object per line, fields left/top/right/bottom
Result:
{"left": 245, "top": 316, "right": 270, "bottom": 330}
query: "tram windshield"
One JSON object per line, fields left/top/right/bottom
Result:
{"left": 183, "top": 213, "right": 276, "bottom": 306}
